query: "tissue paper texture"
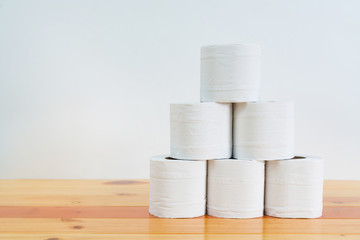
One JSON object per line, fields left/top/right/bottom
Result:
{"left": 170, "top": 103, "right": 232, "bottom": 160}
{"left": 149, "top": 155, "right": 207, "bottom": 218}
{"left": 233, "top": 101, "right": 294, "bottom": 160}
{"left": 265, "top": 155, "right": 324, "bottom": 218}
{"left": 201, "top": 44, "right": 261, "bottom": 102}
{"left": 207, "top": 159, "right": 265, "bottom": 218}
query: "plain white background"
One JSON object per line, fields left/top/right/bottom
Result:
{"left": 0, "top": 0, "right": 359, "bottom": 179}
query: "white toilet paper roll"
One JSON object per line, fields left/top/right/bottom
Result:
{"left": 170, "top": 103, "right": 232, "bottom": 160}
{"left": 201, "top": 44, "right": 261, "bottom": 103}
{"left": 149, "top": 155, "right": 207, "bottom": 218}
{"left": 233, "top": 101, "right": 294, "bottom": 160}
{"left": 207, "top": 159, "right": 265, "bottom": 218}
{"left": 265, "top": 155, "right": 324, "bottom": 218}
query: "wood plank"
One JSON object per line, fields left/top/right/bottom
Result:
{"left": 324, "top": 181, "right": 360, "bottom": 198}
{"left": 0, "top": 206, "right": 359, "bottom": 219}
{"left": 1, "top": 180, "right": 359, "bottom": 206}
{"left": 0, "top": 218, "right": 261, "bottom": 234}
{"left": 320, "top": 180, "right": 360, "bottom": 206}
{"left": 0, "top": 195, "right": 358, "bottom": 207}
{"left": 261, "top": 218, "right": 360, "bottom": 234}
{"left": 0, "top": 206, "right": 151, "bottom": 218}
{"left": 0, "top": 233, "right": 359, "bottom": 240}
{"left": 1, "top": 218, "right": 360, "bottom": 234}
{"left": 322, "top": 206, "right": 360, "bottom": 218}
{"left": 0, "top": 180, "right": 359, "bottom": 207}
{"left": 0, "top": 180, "right": 149, "bottom": 206}
{"left": 324, "top": 197, "right": 360, "bottom": 207}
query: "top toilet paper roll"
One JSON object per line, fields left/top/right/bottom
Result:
{"left": 149, "top": 155, "right": 207, "bottom": 218}
{"left": 265, "top": 155, "right": 324, "bottom": 218}
{"left": 201, "top": 44, "right": 261, "bottom": 103}
{"left": 233, "top": 101, "right": 294, "bottom": 160}
{"left": 170, "top": 103, "right": 232, "bottom": 160}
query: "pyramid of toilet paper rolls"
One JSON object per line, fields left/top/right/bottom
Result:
{"left": 149, "top": 44, "right": 324, "bottom": 219}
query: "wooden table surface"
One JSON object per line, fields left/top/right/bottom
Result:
{"left": 0, "top": 180, "right": 359, "bottom": 239}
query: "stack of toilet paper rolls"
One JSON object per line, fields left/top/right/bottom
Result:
{"left": 149, "top": 43, "right": 324, "bottom": 219}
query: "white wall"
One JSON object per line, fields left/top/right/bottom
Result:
{"left": 0, "top": 0, "right": 359, "bottom": 179}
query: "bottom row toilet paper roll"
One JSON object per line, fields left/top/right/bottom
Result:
{"left": 265, "top": 155, "right": 324, "bottom": 218}
{"left": 149, "top": 155, "right": 206, "bottom": 218}
{"left": 207, "top": 159, "right": 265, "bottom": 218}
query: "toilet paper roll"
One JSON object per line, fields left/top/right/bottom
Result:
{"left": 170, "top": 103, "right": 232, "bottom": 160}
{"left": 201, "top": 44, "right": 261, "bottom": 103}
{"left": 233, "top": 101, "right": 294, "bottom": 160}
{"left": 207, "top": 159, "right": 265, "bottom": 218}
{"left": 265, "top": 155, "right": 324, "bottom": 218}
{"left": 149, "top": 155, "right": 207, "bottom": 218}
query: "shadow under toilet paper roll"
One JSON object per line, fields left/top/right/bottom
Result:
{"left": 149, "top": 155, "right": 207, "bottom": 218}
{"left": 265, "top": 155, "right": 324, "bottom": 218}
{"left": 207, "top": 159, "right": 265, "bottom": 218}
{"left": 170, "top": 103, "right": 232, "bottom": 160}
{"left": 233, "top": 101, "right": 294, "bottom": 160}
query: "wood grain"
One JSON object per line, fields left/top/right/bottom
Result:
{"left": 0, "top": 218, "right": 360, "bottom": 234}
{"left": 0, "top": 179, "right": 359, "bottom": 239}
{"left": 0, "top": 179, "right": 149, "bottom": 206}
{"left": 0, "top": 234, "right": 359, "bottom": 240}
{"left": 1, "top": 180, "right": 359, "bottom": 206}
{"left": 0, "top": 206, "right": 359, "bottom": 219}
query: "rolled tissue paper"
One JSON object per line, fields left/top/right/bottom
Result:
{"left": 207, "top": 159, "right": 264, "bottom": 218}
{"left": 201, "top": 43, "right": 261, "bottom": 102}
{"left": 149, "top": 155, "right": 207, "bottom": 218}
{"left": 170, "top": 103, "right": 232, "bottom": 160}
{"left": 265, "top": 155, "right": 324, "bottom": 218}
{"left": 233, "top": 101, "right": 294, "bottom": 160}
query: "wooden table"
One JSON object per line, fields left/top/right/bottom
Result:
{"left": 0, "top": 180, "right": 359, "bottom": 239}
